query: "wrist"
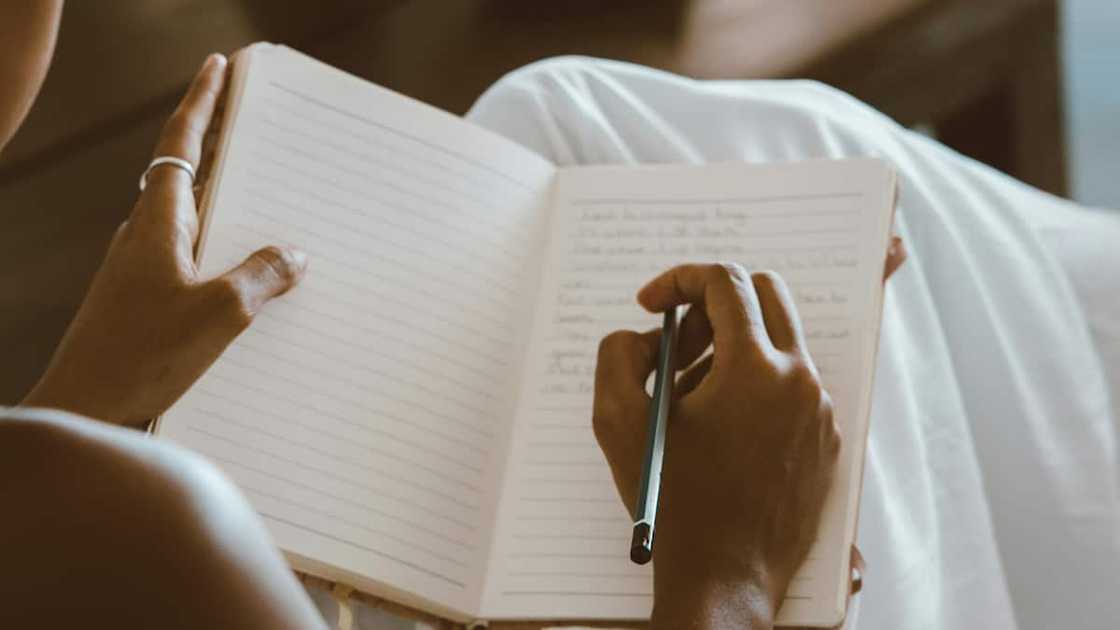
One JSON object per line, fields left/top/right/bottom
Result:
{"left": 20, "top": 376, "right": 139, "bottom": 429}
{"left": 651, "top": 569, "right": 779, "bottom": 630}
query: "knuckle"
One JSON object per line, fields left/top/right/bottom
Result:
{"left": 161, "top": 110, "right": 203, "bottom": 147}
{"left": 597, "top": 330, "right": 637, "bottom": 361}
{"left": 745, "top": 354, "right": 783, "bottom": 384}
{"left": 819, "top": 389, "right": 835, "bottom": 417}
{"left": 210, "top": 276, "right": 254, "bottom": 330}
{"left": 161, "top": 112, "right": 189, "bottom": 141}
{"left": 137, "top": 178, "right": 177, "bottom": 208}
{"left": 786, "top": 360, "right": 824, "bottom": 410}
{"left": 826, "top": 418, "right": 843, "bottom": 456}
{"left": 750, "top": 269, "right": 783, "bottom": 291}
{"left": 710, "top": 262, "right": 748, "bottom": 287}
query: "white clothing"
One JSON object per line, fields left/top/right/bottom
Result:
{"left": 307, "top": 57, "right": 1120, "bottom": 629}
{"left": 463, "top": 57, "right": 1120, "bottom": 630}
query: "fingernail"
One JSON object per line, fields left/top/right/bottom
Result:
{"left": 205, "top": 53, "right": 227, "bottom": 70}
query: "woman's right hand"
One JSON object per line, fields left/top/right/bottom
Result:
{"left": 593, "top": 263, "right": 840, "bottom": 630}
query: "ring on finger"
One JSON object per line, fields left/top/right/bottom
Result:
{"left": 139, "top": 156, "right": 196, "bottom": 192}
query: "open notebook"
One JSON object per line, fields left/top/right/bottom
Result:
{"left": 156, "top": 44, "right": 896, "bottom": 626}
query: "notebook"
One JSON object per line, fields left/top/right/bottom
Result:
{"left": 156, "top": 43, "right": 896, "bottom": 627}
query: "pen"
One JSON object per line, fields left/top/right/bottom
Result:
{"left": 630, "top": 306, "right": 679, "bottom": 565}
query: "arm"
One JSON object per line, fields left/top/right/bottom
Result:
{"left": 0, "top": 407, "right": 327, "bottom": 629}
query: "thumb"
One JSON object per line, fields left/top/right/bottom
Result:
{"left": 216, "top": 245, "right": 308, "bottom": 321}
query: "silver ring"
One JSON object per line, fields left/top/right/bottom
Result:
{"left": 139, "top": 156, "right": 196, "bottom": 192}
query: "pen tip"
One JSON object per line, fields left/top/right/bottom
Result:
{"left": 630, "top": 544, "right": 652, "bottom": 565}
{"left": 630, "top": 522, "right": 653, "bottom": 565}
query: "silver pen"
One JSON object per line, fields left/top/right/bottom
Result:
{"left": 630, "top": 306, "right": 679, "bottom": 565}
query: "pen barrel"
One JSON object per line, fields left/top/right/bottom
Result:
{"left": 629, "top": 307, "right": 678, "bottom": 564}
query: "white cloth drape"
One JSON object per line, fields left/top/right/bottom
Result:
{"left": 465, "top": 57, "right": 1120, "bottom": 630}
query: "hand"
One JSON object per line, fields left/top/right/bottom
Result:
{"left": 594, "top": 263, "right": 837, "bottom": 628}
{"left": 592, "top": 244, "right": 904, "bottom": 630}
{"left": 21, "top": 54, "right": 307, "bottom": 428}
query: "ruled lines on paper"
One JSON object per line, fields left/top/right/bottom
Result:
{"left": 490, "top": 180, "right": 870, "bottom": 612}
{"left": 161, "top": 62, "right": 553, "bottom": 602}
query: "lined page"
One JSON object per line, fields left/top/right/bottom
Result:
{"left": 158, "top": 45, "right": 555, "bottom": 618}
{"left": 483, "top": 160, "right": 894, "bottom": 624}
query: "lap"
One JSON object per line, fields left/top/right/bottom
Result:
{"left": 468, "top": 56, "right": 1120, "bottom": 630}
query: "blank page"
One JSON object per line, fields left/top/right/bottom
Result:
{"left": 158, "top": 45, "right": 555, "bottom": 619}
{"left": 482, "top": 160, "right": 894, "bottom": 625}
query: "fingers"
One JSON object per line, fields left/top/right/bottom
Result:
{"left": 592, "top": 329, "right": 658, "bottom": 448}
{"left": 592, "top": 328, "right": 659, "bottom": 511}
{"left": 883, "top": 236, "right": 907, "bottom": 281}
{"left": 850, "top": 545, "right": 865, "bottom": 595}
{"left": 210, "top": 246, "right": 308, "bottom": 327}
{"left": 594, "top": 329, "right": 659, "bottom": 408}
{"left": 144, "top": 54, "right": 228, "bottom": 205}
{"left": 750, "top": 271, "right": 806, "bottom": 354}
{"left": 637, "top": 263, "right": 770, "bottom": 355}
{"left": 194, "top": 75, "right": 228, "bottom": 208}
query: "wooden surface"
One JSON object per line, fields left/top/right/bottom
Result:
{"left": 316, "top": 0, "right": 931, "bottom": 117}
{"left": 803, "top": 0, "right": 1068, "bottom": 195}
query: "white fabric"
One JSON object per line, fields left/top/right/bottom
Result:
{"left": 465, "top": 57, "right": 1120, "bottom": 630}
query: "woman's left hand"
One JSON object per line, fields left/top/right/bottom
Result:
{"left": 21, "top": 53, "right": 308, "bottom": 427}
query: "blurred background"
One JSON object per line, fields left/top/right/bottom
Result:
{"left": 1064, "top": 0, "right": 1119, "bottom": 207}
{"left": 1, "top": 0, "right": 1117, "bottom": 406}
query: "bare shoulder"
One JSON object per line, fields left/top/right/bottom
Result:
{"left": 0, "top": 407, "right": 322, "bottom": 629}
